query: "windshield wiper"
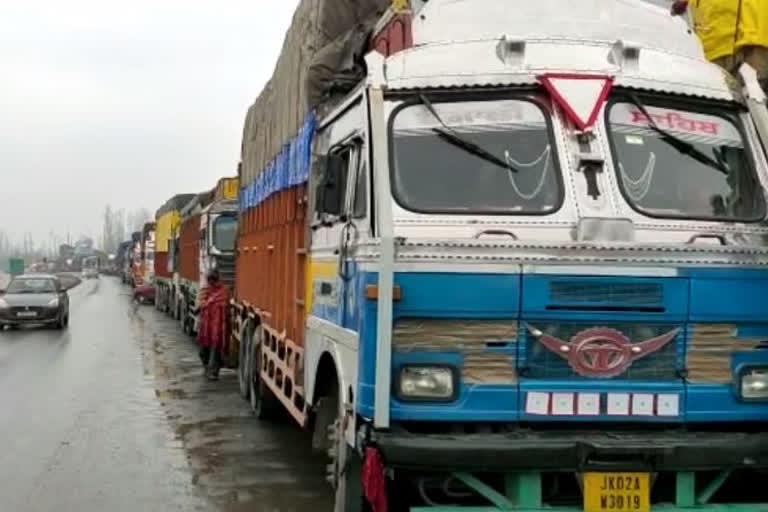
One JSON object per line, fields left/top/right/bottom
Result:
{"left": 627, "top": 93, "right": 728, "bottom": 175}
{"left": 417, "top": 94, "right": 519, "bottom": 173}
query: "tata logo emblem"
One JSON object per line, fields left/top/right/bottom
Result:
{"left": 526, "top": 325, "right": 679, "bottom": 378}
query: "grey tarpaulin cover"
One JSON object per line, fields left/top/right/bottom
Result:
{"left": 240, "top": 0, "right": 389, "bottom": 187}
{"left": 156, "top": 194, "right": 197, "bottom": 218}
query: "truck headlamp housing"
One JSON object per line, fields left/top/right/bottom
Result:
{"left": 740, "top": 368, "right": 768, "bottom": 401}
{"left": 397, "top": 366, "right": 456, "bottom": 401}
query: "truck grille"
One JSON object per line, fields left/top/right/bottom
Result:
{"left": 217, "top": 256, "right": 236, "bottom": 288}
{"left": 523, "top": 323, "right": 680, "bottom": 381}
{"left": 549, "top": 282, "right": 663, "bottom": 308}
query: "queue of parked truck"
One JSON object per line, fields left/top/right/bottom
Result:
{"left": 113, "top": 1, "right": 768, "bottom": 510}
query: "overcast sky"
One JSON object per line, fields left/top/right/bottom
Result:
{"left": 0, "top": 0, "right": 299, "bottom": 245}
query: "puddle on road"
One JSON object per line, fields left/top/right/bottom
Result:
{"left": 129, "top": 302, "right": 333, "bottom": 512}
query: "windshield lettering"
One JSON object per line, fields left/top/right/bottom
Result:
{"left": 627, "top": 109, "right": 721, "bottom": 136}
{"left": 609, "top": 101, "right": 765, "bottom": 221}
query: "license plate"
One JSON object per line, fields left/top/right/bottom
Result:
{"left": 584, "top": 472, "right": 650, "bottom": 512}
{"left": 16, "top": 311, "right": 37, "bottom": 318}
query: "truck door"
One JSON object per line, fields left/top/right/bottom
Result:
{"left": 312, "top": 140, "right": 363, "bottom": 328}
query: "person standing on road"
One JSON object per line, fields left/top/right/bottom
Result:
{"left": 672, "top": 0, "right": 768, "bottom": 90}
{"left": 197, "top": 269, "right": 230, "bottom": 381}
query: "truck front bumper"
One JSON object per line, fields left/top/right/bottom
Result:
{"left": 375, "top": 429, "right": 768, "bottom": 472}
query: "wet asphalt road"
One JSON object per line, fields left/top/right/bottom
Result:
{"left": 0, "top": 277, "right": 332, "bottom": 512}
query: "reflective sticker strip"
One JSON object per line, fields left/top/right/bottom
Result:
{"left": 607, "top": 393, "right": 631, "bottom": 416}
{"left": 577, "top": 393, "right": 601, "bottom": 416}
{"left": 631, "top": 393, "right": 655, "bottom": 416}
{"left": 525, "top": 392, "right": 681, "bottom": 417}
{"left": 656, "top": 394, "right": 680, "bottom": 417}
{"left": 525, "top": 392, "right": 550, "bottom": 415}
{"left": 551, "top": 393, "right": 575, "bottom": 415}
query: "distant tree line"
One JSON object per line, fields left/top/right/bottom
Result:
{"left": 100, "top": 206, "right": 151, "bottom": 255}
{"left": 0, "top": 206, "right": 151, "bottom": 267}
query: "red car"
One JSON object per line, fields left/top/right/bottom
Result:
{"left": 133, "top": 283, "right": 155, "bottom": 304}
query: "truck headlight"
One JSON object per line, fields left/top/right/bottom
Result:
{"left": 0, "top": 298, "right": 9, "bottom": 309}
{"left": 397, "top": 366, "right": 456, "bottom": 401}
{"left": 741, "top": 368, "right": 768, "bottom": 400}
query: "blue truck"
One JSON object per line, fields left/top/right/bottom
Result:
{"left": 226, "top": 1, "right": 768, "bottom": 510}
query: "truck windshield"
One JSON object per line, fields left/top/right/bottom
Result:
{"left": 390, "top": 98, "right": 562, "bottom": 214}
{"left": 608, "top": 101, "right": 766, "bottom": 221}
{"left": 213, "top": 216, "right": 237, "bottom": 252}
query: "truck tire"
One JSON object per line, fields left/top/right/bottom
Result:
{"left": 316, "top": 381, "right": 366, "bottom": 512}
{"left": 312, "top": 393, "right": 338, "bottom": 455}
{"left": 250, "top": 337, "right": 280, "bottom": 420}
{"left": 179, "top": 299, "right": 187, "bottom": 330}
{"left": 335, "top": 445, "right": 366, "bottom": 512}
{"left": 238, "top": 323, "right": 252, "bottom": 400}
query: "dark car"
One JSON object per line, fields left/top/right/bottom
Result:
{"left": 133, "top": 283, "right": 155, "bottom": 305}
{"left": 0, "top": 274, "right": 71, "bottom": 330}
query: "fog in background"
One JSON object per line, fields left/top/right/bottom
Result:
{"left": 0, "top": 0, "right": 299, "bottom": 249}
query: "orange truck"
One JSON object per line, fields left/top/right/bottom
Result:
{"left": 173, "top": 177, "right": 238, "bottom": 335}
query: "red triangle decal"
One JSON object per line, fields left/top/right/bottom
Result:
{"left": 539, "top": 74, "right": 614, "bottom": 131}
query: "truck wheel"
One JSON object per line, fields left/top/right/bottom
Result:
{"left": 318, "top": 382, "right": 366, "bottom": 512}
{"left": 250, "top": 338, "right": 279, "bottom": 420}
{"left": 238, "top": 324, "right": 252, "bottom": 400}
{"left": 312, "top": 392, "right": 338, "bottom": 455}
{"left": 179, "top": 300, "right": 187, "bottom": 329}
{"left": 334, "top": 444, "right": 366, "bottom": 512}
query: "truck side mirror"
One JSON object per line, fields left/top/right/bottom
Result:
{"left": 316, "top": 153, "right": 347, "bottom": 216}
